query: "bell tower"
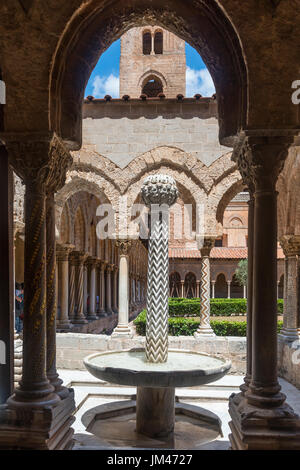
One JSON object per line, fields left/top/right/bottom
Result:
{"left": 119, "top": 27, "right": 186, "bottom": 98}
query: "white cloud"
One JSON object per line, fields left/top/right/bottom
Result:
{"left": 186, "top": 66, "right": 215, "bottom": 97}
{"left": 92, "top": 73, "right": 120, "bottom": 98}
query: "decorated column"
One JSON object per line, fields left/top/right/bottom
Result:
{"left": 56, "top": 244, "right": 73, "bottom": 329}
{"left": 87, "top": 257, "right": 98, "bottom": 320}
{"left": 141, "top": 174, "right": 178, "bottom": 363}
{"left": 112, "top": 240, "right": 132, "bottom": 337}
{"left": 46, "top": 195, "right": 69, "bottom": 399}
{"left": 105, "top": 264, "right": 113, "bottom": 315}
{"left": 68, "top": 255, "right": 76, "bottom": 322}
{"left": 99, "top": 261, "right": 106, "bottom": 315}
{"left": 279, "top": 235, "right": 300, "bottom": 341}
{"left": 195, "top": 237, "right": 215, "bottom": 336}
{"left": 71, "top": 251, "right": 88, "bottom": 324}
{"left": 229, "top": 134, "right": 300, "bottom": 450}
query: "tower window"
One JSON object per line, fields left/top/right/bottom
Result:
{"left": 143, "top": 32, "right": 152, "bottom": 55}
{"left": 154, "top": 31, "right": 163, "bottom": 54}
{"left": 142, "top": 76, "right": 163, "bottom": 97}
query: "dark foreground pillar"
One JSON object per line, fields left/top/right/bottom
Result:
{"left": 229, "top": 135, "right": 300, "bottom": 450}
{"left": 0, "top": 134, "right": 75, "bottom": 450}
{"left": 136, "top": 387, "right": 175, "bottom": 438}
{"left": 0, "top": 146, "right": 14, "bottom": 404}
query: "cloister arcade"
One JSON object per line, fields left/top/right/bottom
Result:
{"left": 0, "top": 0, "right": 299, "bottom": 451}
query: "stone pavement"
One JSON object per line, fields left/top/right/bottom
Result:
{"left": 58, "top": 369, "right": 300, "bottom": 450}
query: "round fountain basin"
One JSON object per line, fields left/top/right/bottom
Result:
{"left": 84, "top": 348, "right": 231, "bottom": 388}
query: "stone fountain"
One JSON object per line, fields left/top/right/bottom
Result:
{"left": 84, "top": 174, "right": 231, "bottom": 447}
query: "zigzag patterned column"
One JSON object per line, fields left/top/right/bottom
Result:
{"left": 141, "top": 174, "right": 178, "bottom": 363}
{"left": 195, "top": 237, "right": 215, "bottom": 337}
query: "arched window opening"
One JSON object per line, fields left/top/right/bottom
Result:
{"left": 154, "top": 31, "right": 163, "bottom": 54}
{"left": 142, "top": 76, "right": 163, "bottom": 97}
{"left": 143, "top": 31, "right": 151, "bottom": 55}
{"left": 185, "top": 272, "right": 196, "bottom": 299}
{"left": 215, "top": 273, "right": 227, "bottom": 298}
{"left": 169, "top": 272, "right": 181, "bottom": 298}
{"left": 231, "top": 274, "right": 243, "bottom": 298}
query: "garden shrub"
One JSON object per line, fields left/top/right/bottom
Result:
{"left": 134, "top": 310, "right": 284, "bottom": 337}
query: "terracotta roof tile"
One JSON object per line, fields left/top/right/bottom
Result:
{"left": 169, "top": 247, "right": 284, "bottom": 259}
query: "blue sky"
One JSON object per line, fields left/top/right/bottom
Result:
{"left": 85, "top": 40, "right": 215, "bottom": 98}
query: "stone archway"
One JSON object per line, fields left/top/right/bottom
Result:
{"left": 50, "top": 0, "right": 247, "bottom": 148}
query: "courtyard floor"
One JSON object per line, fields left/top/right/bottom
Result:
{"left": 58, "top": 369, "right": 300, "bottom": 450}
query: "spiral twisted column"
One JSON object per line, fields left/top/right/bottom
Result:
{"left": 68, "top": 256, "right": 76, "bottom": 321}
{"left": 141, "top": 174, "right": 178, "bottom": 363}
{"left": 71, "top": 251, "right": 88, "bottom": 324}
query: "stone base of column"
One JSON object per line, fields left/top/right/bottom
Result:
{"left": 57, "top": 320, "right": 72, "bottom": 330}
{"left": 0, "top": 390, "right": 76, "bottom": 450}
{"left": 278, "top": 329, "right": 300, "bottom": 343}
{"left": 228, "top": 392, "right": 300, "bottom": 450}
{"left": 194, "top": 326, "right": 215, "bottom": 337}
{"left": 112, "top": 324, "right": 133, "bottom": 337}
{"left": 87, "top": 314, "right": 98, "bottom": 321}
{"left": 72, "top": 315, "right": 88, "bottom": 324}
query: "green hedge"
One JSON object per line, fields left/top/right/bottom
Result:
{"left": 167, "top": 298, "right": 283, "bottom": 316}
{"left": 134, "top": 310, "right": 283, "bottom": 337}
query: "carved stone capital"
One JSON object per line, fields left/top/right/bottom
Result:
{"left": 86, "top": 256, "right": 98, "bottom": 268}
{"left": 116, "top": 239, "right": 132, "bottom": 256}
{"left": 141, "top": 174, "right": 178, "bottom": 207}
{"left": 4, "top": 132, "right": 72, "bottom": 193}
{"left": 70, "top": 250, "right": 88, "bottom": 266}
{"left": 198, "top": 237, "right": 215, "bottom": 257}
{"left": 234, "top": 135, "right": 293, "bottom": 192}
{"left": 56, "top": 243, "right": 75, "bottom": 262}
{"left": 280, "top": 235, "right": 300, "bottom": 257}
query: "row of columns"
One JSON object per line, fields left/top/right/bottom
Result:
{"left": 56, "top": 246, "right": 120, "bottom": 328}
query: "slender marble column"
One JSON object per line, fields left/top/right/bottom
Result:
{"left": 227, "top": 280, "right": 231, "bottom": 299}
{"left": 56, "top": 244, "right": 73, "bottom": 329}
{"left": 112, "top": 267, "right": 118, "bottom": 313}
{"left": 71, "top": 251, "right": 88, "bottom": 324}
{"left": 87, "top": 257, "right": 98, "bottom": 320}
{"left": 46, "top": 195, "right": 69, "bottom": 399}
{"left": 279, "top": 235, "right": 300, "bottom": 341}
{"left": 211, "top": 280, "right": 216, "bottom": 299}
{"left": 180, "top": 280, "right": 185, "bottom": 298}
{"left": 195, "top": 280, "right": 200, "bottom": 298}
{"left": 83, "top": 261, "right": 88, "bottom": 316}
{"left": 99, "top": 261, "right": 106, "bottom": 316}
{"left": 105, "top": 264, "right": 113, "bottom": 315}
{"left": 112, "top": 241, "right": 132, "bottom": 336}
{"left": 8, "top": 182, "right": 59, "bottom": 407}
{"left": 195, "top": 237, "right": 215, "bottom": 336}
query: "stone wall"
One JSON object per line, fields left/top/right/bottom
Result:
{"left": 82, "top": 98, "right": 230, "bottom": 168}
{"left": 56, "top": 333, "right": 247, "bottom": 374}
{"left": 278, "top": 338, "right": 300, "bottom": 390}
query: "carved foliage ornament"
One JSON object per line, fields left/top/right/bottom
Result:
{"left": 115, "top": 239, "right": 132, "bottom": 256}
{"left": 6, "top": 133, "right": 72, "bottom": 193}
{"left": 236, "top": 136, "right": 292, "bottom": 192}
